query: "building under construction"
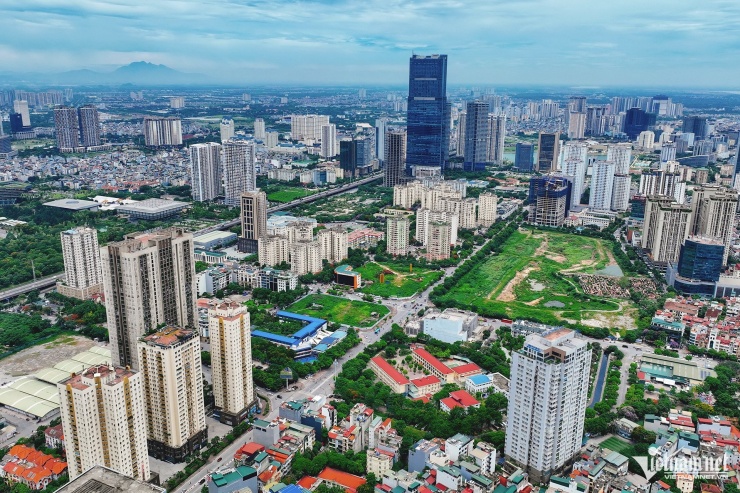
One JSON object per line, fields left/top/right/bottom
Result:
{"left": 528, "top": 176, "right": 572, "bottom": 227}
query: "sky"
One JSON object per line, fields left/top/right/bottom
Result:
{"left": 2, "top": 0, "right": 740, "bottom": 87}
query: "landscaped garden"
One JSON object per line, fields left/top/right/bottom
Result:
{"left": 287, "top": 294, "right": 390, "bottom": 327}
{"left": 356, "top": 260, "right": 443, "bottom": 298}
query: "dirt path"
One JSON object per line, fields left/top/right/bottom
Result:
{"left": 524, "top": 297, "right": 543, "bottom": 306}
{"left": 372, "top": 261, "right": 403, "bottom": 277}
{"left": 533, "top": 235, "right": 549, "bottom": 256}
{"left": 495, "top": 265, "right": 537, "bottom": 301}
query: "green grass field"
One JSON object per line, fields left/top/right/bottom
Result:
{"left": 356, "top": 261, "right": 443, "bottom": 298}
{"left": 599, "top": 437, "right": 637, "bottom": 457}
{"left": 288, "top": 294, "right": 390, "bottom": 327}
{"left": 267, "top": 187, "right": 318, "bottom": 203}
{"left": 437, "top": 229, "right": 628, "bottom": 325}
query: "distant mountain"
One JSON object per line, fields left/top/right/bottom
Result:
{"left": 4, "top": 62, "right": 206, "bottom": 86}
{"left": 109, "top": 61, "right": 195, "bottom": 84}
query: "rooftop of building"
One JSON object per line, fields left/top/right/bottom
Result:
{"left": 334, "top": 264, "right": 361, "bottom": 277}
{"left": 467, "top": 374, "right": 491, "bottom": 385}
{"left": 410, "top": 375, "right": 441, "bottom": 387}
{"left": 412, "top": 347, "right": 453, "bottom": 375}
{"left": 370, "top": 356, "right": 410, "bottom": 385}
{"left": 61, "top": 364, "right": 137, "bottom": 390}
{"left": 55, "top": 465, "right": 165, "bottom": 493}
{"left": 117, "top": 198, "right": 189, "bottom": 214}
{"left": 43, "top": 198, "right": 99, "bottom": 210}
{"left": 194, "top": 230, "right": 237, "bottom": 242}
{"left": 317, "top": 467, "right": 367, "bottom": 491}
{"left": 451, "top": 362, "right": 482, "bottom": 375}
{"left": 211, "top": 465, "right": 257, "bottom": 487}
{"left": 141, "top": 325, "right": 197, "bottom": 347}
{"left": 440, "top": 390, "right": 479, "bottom": 410}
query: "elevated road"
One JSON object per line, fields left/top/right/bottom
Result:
{"left": 192, "top": 173, "right": 382, "bottom": 237}
{"left": 0, "top": 274, "right": 65, "bottom": 302}
{"left": 0, "top": 174, "right": 382, "bottom": 300}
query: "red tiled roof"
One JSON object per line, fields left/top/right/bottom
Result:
{"left": 413, "top": 348, "right": 453, "bottom": 375}
{"left": 371, "top": 356, "right": 410, "bottom": 385}
{"left": 452, "top": 390, "right": 479, "bottom": 405}
{"left": 298, "top": 476, "right": 318, "bottom": 489}
{"left": 410, "top": 375, "right": 441, "bottom": 387}
{"left": 452, "top": 363, "right": 482, "bottom": 376}
{"left": 317, "top": 467, "right": 367, "bottom": 492}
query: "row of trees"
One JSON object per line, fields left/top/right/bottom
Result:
{"left": 430, "top": 216, "right": 521, "bottom": 314}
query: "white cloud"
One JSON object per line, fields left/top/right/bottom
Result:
{"left": 0, "top": 0, "right": 738, "bottom": 85}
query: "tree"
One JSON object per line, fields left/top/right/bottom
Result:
{"left": 631, "top": 426, "right": 657, "bottom": 444}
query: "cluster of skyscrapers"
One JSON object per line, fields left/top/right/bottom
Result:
{"left": 189, "top": 140, "right": 257, "bottom": 206}
{"left": 53, "top": 105, "right": 103, "bottom": 152}
{"left": 527, "top": 142, "right": 633, "bottom": 227}
{"left": 56, "top": 226, "right": 257, "bottom": 480}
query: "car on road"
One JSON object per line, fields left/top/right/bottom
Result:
{"left": 217, "top": 457, "right": 222, "bottom": 462}
{"left": 277, "top": 394, "right": 282, "bottom": 399}
{"left": 622, "top": 344, "right": 628, "bottom": 348}
{"left": 199, "top": 479, "right": 205, "bottom": 484}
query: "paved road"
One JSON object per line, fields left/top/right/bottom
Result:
{"left": 0, "top": 175, "right": 383, "bottom": 301}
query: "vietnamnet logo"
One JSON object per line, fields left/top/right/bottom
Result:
{"left": 634, "top": 451, "right": 730, "bottom": 480}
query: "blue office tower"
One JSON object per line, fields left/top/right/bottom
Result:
{"left": 515, "top": 143, "right": 535, "bottom": 171}
{"left": 677, "top": 238, "right": 723, "bottom": 282}
{"left": 623, "top": 108, "right": 657, "bottom": 139}
{"left": 406, "top": 54, "right": 449, "bottom": 173}
{"left": 668, "top": 237, "right": 724, "bottom": 296}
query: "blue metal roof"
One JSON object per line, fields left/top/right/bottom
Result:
{"left": 276, "top": 310, "right": 326, "bottom": 339}
{"left": 468, "top": 374, "right": 491, "bottom": 385}
{"left": 251, "top": 330, "right": 297, "bottom": 345}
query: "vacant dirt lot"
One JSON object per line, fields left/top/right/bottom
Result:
{"left": 0, "top": 335, "right": 102, "bottom": 383}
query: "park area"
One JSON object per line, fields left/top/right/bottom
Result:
{"left": 267, "top": 187, "right": 318, "bottom": 203}
{"left": 436, "top": 229, "right": 640, "bottom": 327}
{"left": 288, "top": 294, "right": 390, "bottom": 328}
{"left": 356, "top": 260, "right": 443, "bottom": 298}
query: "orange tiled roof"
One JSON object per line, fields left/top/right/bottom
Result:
{"left": 317, "top": 467, "right": 367, "bottom": 492}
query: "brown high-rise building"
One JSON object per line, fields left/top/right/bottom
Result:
{"left": 384, "top": 130, "right": 407, "bottom": 187}
{"left": 238, "top": 190, "right": 267, "bottom": 253}
{"left": 100, "top": 227, "right": 197, "bottom": 369}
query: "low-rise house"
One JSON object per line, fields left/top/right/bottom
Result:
{"left": 208, "top": 466, "right": 259, "bottom": 493}
{"left": 44, "top": 424, "right": 64, "bottom": 449}
{"left": 440, "top": 390, "right": 480, "bottom": 413}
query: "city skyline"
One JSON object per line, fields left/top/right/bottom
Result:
{"left": 2, "top": 0, "right": 740, "bottom": 87}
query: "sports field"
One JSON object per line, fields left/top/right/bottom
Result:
{"left": 437, "top": 229, "right": 635, "bottom": 326}
{"left": 356, "top": 261, "right": 443, "bottom": 298}
{"left": 288, "top": 294, "right": 390, "bottom": 327}
{"left": 600, "top": 437, "right": 637, "bottom": 457}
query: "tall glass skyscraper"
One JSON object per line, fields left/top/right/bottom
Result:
{"left": 406, "top": 54, "right": 450, "bottom": 173}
